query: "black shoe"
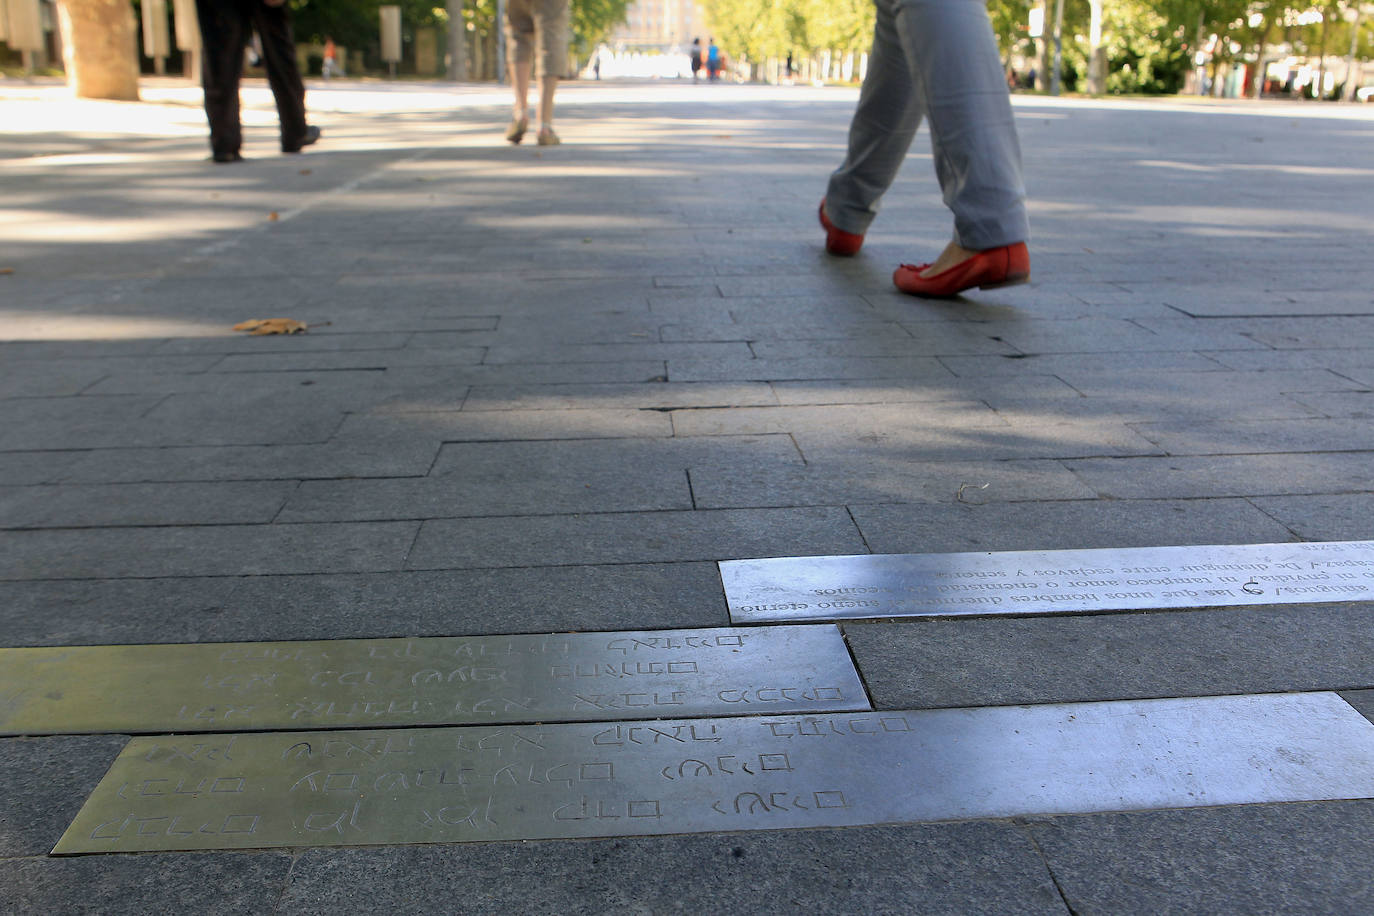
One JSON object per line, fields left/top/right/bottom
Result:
{"left": 211, "top": 150, "right": 243, "bottom": 163}
{"left": 283, "top": 125, "right": 321, "bottom": 153}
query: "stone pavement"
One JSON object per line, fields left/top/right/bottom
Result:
{"left": 2, "top": 75, "right": 1374, "bottom": 913}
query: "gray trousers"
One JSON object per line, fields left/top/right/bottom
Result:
{"left": 825, "top": 0, "right": 1028, "bottom": 250}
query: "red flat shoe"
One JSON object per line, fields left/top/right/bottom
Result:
{"left": 819, "top": 199, "right": 864, "bottom": 256}
{"left": 892, "top": 241, "right": 1029, "bottom": 298}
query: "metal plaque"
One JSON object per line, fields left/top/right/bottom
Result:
{"left": 722, "top": 541, "right": 1374, "bottom": 623}
{"left": 0, "top": 626, "right": 867, "bottom": 736}
{"left": 53, "top": 692, "right": 1374, "bottom": 854}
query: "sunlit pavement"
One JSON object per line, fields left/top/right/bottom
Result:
{"left": 2, "top": 76, "right": 1374, "bottom": 912}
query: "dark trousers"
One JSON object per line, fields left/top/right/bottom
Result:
{"left": 196, "top": 0, "right": 307, "bottom": 155}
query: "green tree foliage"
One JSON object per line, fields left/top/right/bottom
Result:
{"left": 572, "top": 0, "right": 634, "bottom": 56}
{"left": 290, "top": 0, "right": 629, "bottom": 69}
{"left": 291, "top": 0, "right": 445, "bottom": 48}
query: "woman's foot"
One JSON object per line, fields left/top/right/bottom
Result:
{"left": 505, "top": 116, "right": 528, "bottom": 144}
{"left": 818, "top": 199, "right": 864, "bottom": 256}
{"left": 893, "top": 241, "right": 1030, "bottom": 298}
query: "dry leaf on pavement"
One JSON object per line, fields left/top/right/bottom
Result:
{"left": 232, "top": 318, "right": 308, "bottom": 335}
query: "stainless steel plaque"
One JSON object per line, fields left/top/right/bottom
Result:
{"left": 0, "top": 626, "right": 867, "bottom": 736}
{"left": 53, "top": 692, "right": 1374, "bottom": 854}
{"left": 722, "top": 541, "right": 1374, "bottom": 623}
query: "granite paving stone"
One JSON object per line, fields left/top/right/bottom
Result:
{"left": 1288, "top": 390, "right": 1374, "bottom": 418}
{"left": 847, "top": 498, "right": 1295, "bottom": 555}
{"left": 658, "top": 317, "right": 911, "bottom": 343}
{"left": 0, "top": 451, "right": 92, "bottom": 487}
{"left": 985, "top": 390, "right": 1320, "bottom": 423}
{"left": 1238, "top": 316, "right": 1374, "bottom": 350}
{"left": 0, "top": 521, "right": 418, "bottom": 580}
{"left": 0, "top": 562, "right": 728, "bottom": 645}
{"left": 208, "top": 346, "right": 488, "bottom": 372}
{"left": 81, "top": 367, "right": 397, "bottom": 397}
{"left": 969, "top": 317, "right": 1186, "bottom": 354}
{"left": 1205, "top": 347, "right": 1374, "bottom": 372}
{"left": 769, "top": 375, "right": 1081, "bottom": 406}
{"left": 1117, "top": 316, "right": 1271, "bottom": 351}
{"left": 0, "top": 854, "right": 295, "bottom": 915}
{"left": 748, "top": 331, "right": 1015, "bottom": 358}
{"left": 276, "top": 824, "right": 1066, "bottom": 916}
{"left": 1250, "top": 493, "right": 1374, "bottom": 541}
{"left": 408, "top": 507, "right": 867, "bottom": 569}
{"left": 0, "top": 736, "right": 128, "bottom": 856}
{"left": 1027, "top": 802, "right": 1374, "bottom": 916}
{"left": 691, "top": 458, "right": 1092, "bottom": 509}
{"left": 843, "top": 604, "right": 1374, "bottom": 710}
{"left": 151, "top": 332, "right": 416, "bottom": 355}
{"left": 937, "top": 351, "right": 1227, "bottom": 378}
{"left": 1064, "top": 452, "right": 1374, "bottom": 500}
{"left": 790, "top": 416, "right": 1161, "bottom": 462}
{"left": 0, "top": 392, "right": 343, "bottom": 450}
{"left": 1132, "top": 417, "right": 1374, "bottom": 455}
{"left": 0, "top": 364, "right": 110, "bottom": 398}
{"left": 48, "top": 439, "right": 441, "bottom": 484}
{"left": 484, "top": 341, "right": 754, "bottom": 364}
{"left": 334, "top": 407, "right": 672, "bottom": 442}
{"left": 668, "top": 355, "right": 955, "bottom": 383}
{"left": 669, "top": 401, "right": 1008, "bottom": 437}
{"left": 0, "top": 481, "right": 299, "bottom": 529}
{"left": 1341, "top": 689, "right": 1374, "bottom": 725}
{"left": 461, "top": 381, "right": 778, "bottom": 411}
{"left": 1050, "top": 367, "right": 1364, "bottom": 399}
{"left": 277, "top": 435, "right": 787, "bottom": 521}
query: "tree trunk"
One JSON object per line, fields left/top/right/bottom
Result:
{"left": 57, "top": 0, "right": 141, "bottom": 100}
{"left": 1087, "top": 0, "right": 1104, "bottom": 94}
{"left": 1315, "top": 11, "right": 1330, "bottom": 99}
{"left": 446, "top": 0, "right": 465, "bottom": 80}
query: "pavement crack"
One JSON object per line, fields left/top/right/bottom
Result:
{"left": 1020, "top": 820, "right": 1080, "bottom": 915}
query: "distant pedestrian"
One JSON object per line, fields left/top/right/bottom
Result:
{"left": 690, "top": 37, "right": 702, "bottom": 82}
{"left": 195, "top": 0, "right": 320, "bottom": 163}
{"left": 818, "top": 0, "right": 1029, "bottom": 298}
{"left": 503, "top": 0, "right": 570, "bottom": 146}
{"left": 322, "top": 36, "right": 341, "bottom": 79}
{"left": 707, "top": 38, "right": 721, "bottom": 81}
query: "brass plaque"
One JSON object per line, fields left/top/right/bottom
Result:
{"left": 722, "top": 541, "right": 1374, "bottom": 622}
{"left": 54, "top": 692, "right": 1374, "bottom": 854}
{"left": 0, "top": 626, "right": 867, "bottom": 736}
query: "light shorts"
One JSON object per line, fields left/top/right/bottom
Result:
{"left": 504, "top": 0, "right": 570, "bottom": 80}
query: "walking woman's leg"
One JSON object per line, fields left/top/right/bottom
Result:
{"left": 895, "top": 0, "right": 1027, "bottom": 250}
{"left": 823, "top": 0, "right": 923, "bottom": 236}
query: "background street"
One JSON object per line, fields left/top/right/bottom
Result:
{"left": 2, "top": 77, "right": 1373, "bottom": 913}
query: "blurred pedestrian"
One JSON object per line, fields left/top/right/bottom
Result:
{"left": 818, "top": 0, "right": 1029, "bottom": 298}
{"left": 503, "top": 0, "right": 570, "bottom": 146}
{"left": 690, "top": 38, "right": 702, "bottom": 82}
{"left": 707, "top": 38, "right": 721, "bottom": 81}
{"left": 195, "top": 0, "right": 320, "bottom": 163}
{"left": 322, "top": 36, "right": 341, "bottom": 79}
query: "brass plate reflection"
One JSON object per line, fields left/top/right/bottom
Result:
{"left": 723, "top": 541, "right": 1374, "bottom": 622}
{"left": 0, "top": 626, "right": 867, "bottom": 735}
{"left": 54, "top": 692, "right": 1374, "bottom": 854}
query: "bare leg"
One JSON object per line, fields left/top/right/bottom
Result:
{"left": 537, "top": 74, "right": 557, "bottom": 128}
{"left": 513, "top": 58, "right": 532, "bottom": 119}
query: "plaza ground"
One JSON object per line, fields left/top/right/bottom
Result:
{"left": 2, "top": 77, "right": 1373, "bottom": 913}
